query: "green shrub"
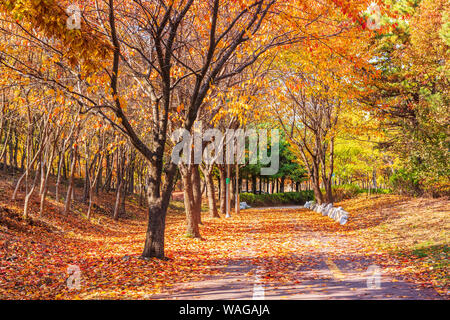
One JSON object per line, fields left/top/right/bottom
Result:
{"left": 389, "top": 169, "right": 422, "bottom": 196}
{"left": 362, "top": 188, "right": 391, "bottom": 195}
{"left": 240, "top": 191, "right": 314, "bottom": 207}
{"left": 332, "top": 184, "right": 363, "bottom": 201}
{"left": 332, "top": 184, "right": 391, "bottom": 201}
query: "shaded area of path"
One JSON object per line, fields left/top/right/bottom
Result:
{"left": 151, "top": 254, "right": 439, "bottom": 300}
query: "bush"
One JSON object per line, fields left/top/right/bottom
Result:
{"left": 240, "top": 191, "right": 314, "bottom": 207}
{"left": 332, "top": 184, "right": 363, "bottom": 201}
{"left": 332, "top": 184, "right": 391, "bottom": 201}
{"left": 389, "top": 169, "right": 422, "bottom": 196}
{"left": 364, "top": 188, "right": 391, "bottom": 195}
{"left": 388, "top": 168, "right": 449, "bottom": 198}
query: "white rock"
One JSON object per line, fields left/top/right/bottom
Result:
{"left": 332, "top": 208, "right": 341, "bottom": 220}
{"left": 240, "top": 202, "right": 251, "bottom": 209}
{"left": 304, "top": 201, "right": 313, "bottom": 209}
{"left": 316, "top": 204, "right": 324, "bottom": 213}
{"left": 339, "top": 215, "right": 348, "bottom": 225}
{"left": 323, "top": 203, "right": 333, "bottom": 216}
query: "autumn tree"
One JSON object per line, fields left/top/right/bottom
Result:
{"left": 0, "top": 0, "right": 382, "bottom": 257}
{"left": 364, "top": 0, "right": 449, "bottom": 195}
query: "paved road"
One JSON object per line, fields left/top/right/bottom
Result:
{"left": 150, "top": 207, "right": 441, "bottom": 300}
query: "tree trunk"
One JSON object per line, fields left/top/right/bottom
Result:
{"left": 113, "top": 178, "right": 124, "bottom": 221}
{"left": 235, "top": 163, "right": 240, "bottom": 215}
{"left": 324, "top": 178, "right": 333, "bottom": 203}
{"left": 55, "top": 151, "right": 64, "bottom": 202}
{"left": 226, "top": 164, "right": 231, "bottom": 218}
{"left": 182, "top": 167, "right": 200, "bottom": 238}
{"left": 142, "top": 201, "right": 165, "bottom": 259}
{"left": 191, "top": 165, "right": 202, "bottom": 225}
{"left": 64, "top": 147, "right": 77, "bottom": 215}
{"left": 311, "top": 171, "right": 324, "bottom": 204}
{"left": 203, "top": 167, "right": 219, "bottom": 218}
{"left": 87, "top": 154, "right": 104, "bottom": 220}
{"left": 103, "top": 154, "right": 112, "bottom": 192}
{"left": 252, "top": 174, "right": 257, "bottom": 194}
{"left": 259, "top": 176, "right": 262, "bottom": 194}
{"left": 62, "top": 152, "right": 67, "bottom": 180}
{"left": 39, "top": 142, "right": 56, "bottom": 217}
{"left": 82, "top": 155, "right": 90, "bottom": 203}
{"left": 219, "top": 166, "right": 226, "bottom": 215}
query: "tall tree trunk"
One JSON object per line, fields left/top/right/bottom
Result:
{"left": 82, "top": 153, "right": 90, "bottom": 203}
{"left": 55, "top": 150, "right": 64, "bottom": 202}
{"left": 64, "top": 146, "right": 77, "bottom": 215}
{"left": 324, "top": 178, "right": 333, "bottom": 203}
{"left": 142, "top": 200, "right": 166, "bottom": 259}
{"left": 87, "top": 153, "right": 104, "bottom": 220}
{"left": 311, "top": 168, "right": 324, "bottom": 204}
{"left": 179, "top": 162, "right": 201, "bottom": 239}
{"left": 225, "top": 164, "right": 232, "bottom": 218}
{"left": 39, "top": 139, "right": 56, "bottom": 217}
{"left": 372, "top": 169, "right": 377, "bottom": 189}
{"left": 113, "top": 147, "right": 127, "bottom": 220}
{"left": 62, "top": 152, "right": 67, "bottom": 180}
{"left": 141, "top": 150, "right": 177, "bottom": 258}
{"left": 321, "top": 138, "right": 335, "bottom": 204}
{"left": 219, "top": 165, "right": 226, "bottom": 215}
{"left": 113, "top": 178, "right": 124, "bottom": 221}
{"left": 235, "top": 163, "right": 240, "bottom": 215}
{"left": 191, "top": 165, "right": 202, "bottom": 225}
{"left": 141, "top": 163, "right": 178, "bottom": 260}
{"left": 103, "top": 154, "right": 112, "bottom": 192}
{"left": 259, "top": 176, "right": 262, "bottom": 193}
{"left": 204, "top": 167, "right": 219, "bottom": 218}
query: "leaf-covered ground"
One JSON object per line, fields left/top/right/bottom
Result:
{"left": 345, "top": 195, "right": 449, "bottom": 296}
{"left": 0, "top": 175, "right": 448, "bottom": 299}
